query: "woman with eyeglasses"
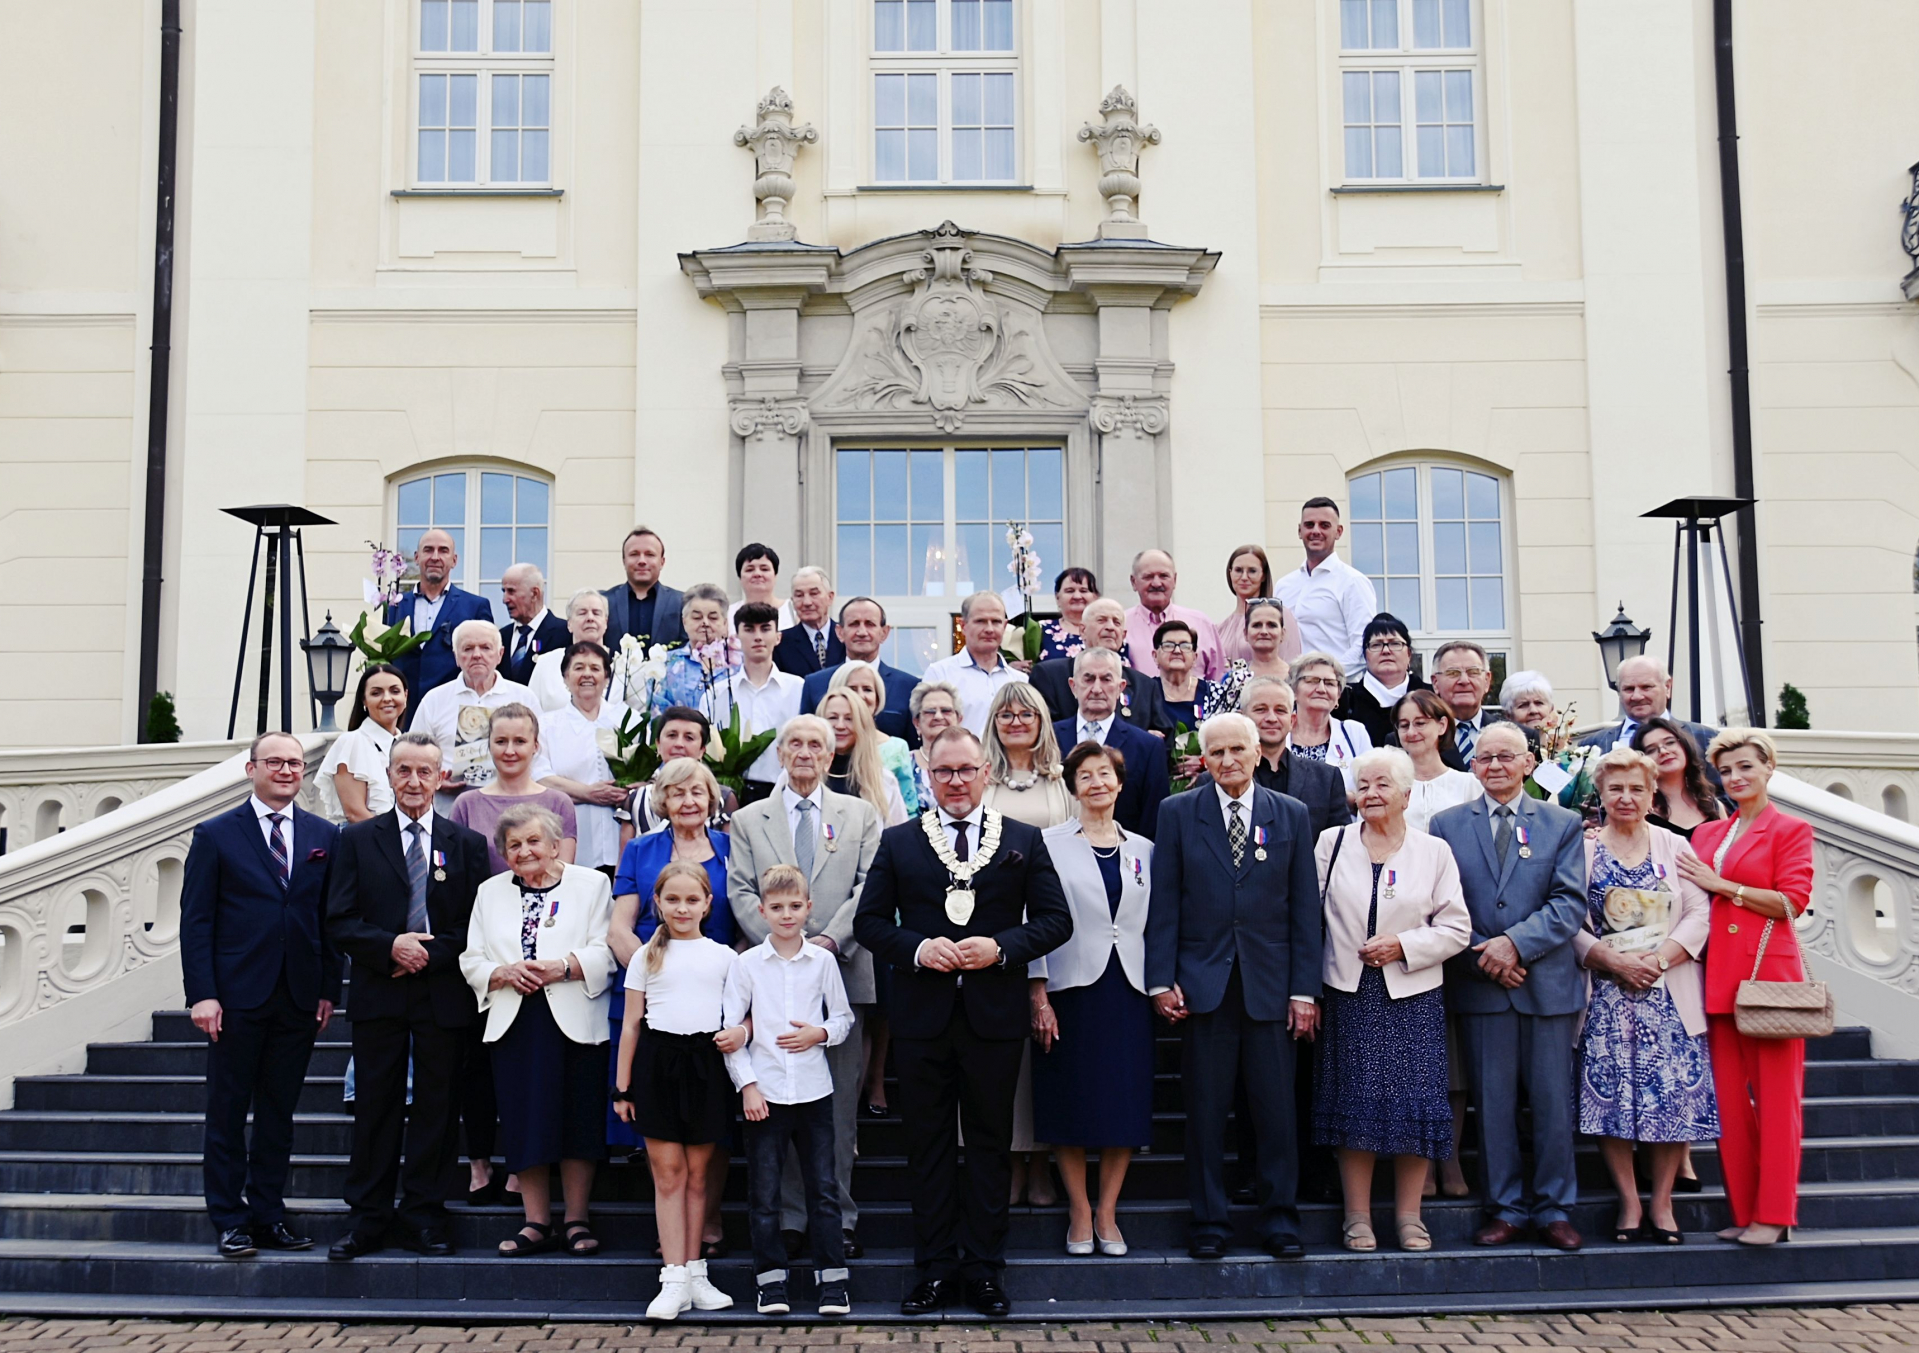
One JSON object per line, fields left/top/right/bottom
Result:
{"left": 1208, "top": 598, "right": 1294, "bottom": 714}
{"left": 1337, "top": 614, "right": 1429, "bottom": 749}
{"left": 1289, "top": 651, "right": 1374, "bottom": 788}
{"left": 1216, "top": 545, "right": 1304, "bottom": 668}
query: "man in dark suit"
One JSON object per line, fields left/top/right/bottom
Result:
{"left": 603, "top": 525, "right": 686, "bottom": 649}
{"left": 497, "top": 562, "right": 569, "bottom": 685}
{"left": 1051, "top": 647, "right": 1169, "bottom": 838}
{"left": 181, "top": 731, "right": 342, "bottom": 1259}
{"left": 1579, "top": 654, "right": 1719, "bottom": 768}
{"left": 1146, "top": 712, "right": 1322, "bottom": 1261}
{"left": 1430, "top": 639, "right": 1497, "bottom": 770}
{"left": 1429, "top": 722, "right": 1588, "bottom": 1252}
{"left": 1028, "top": 596, "right": 1172, "bottom": 734}
{"left": 324, "top": 733, "right": 492, "bottom": 1260}
{"left": 384, "top": 529, "right": 494, "bottom": 714}
{"left": 774, "top": 566, "right": 843, "bottom": 676}
{"left": 800, "top": 597, "right": 920, "bottom": 744}
{"left": 854, "top": 726, "right": 1073, "bottom": 1319}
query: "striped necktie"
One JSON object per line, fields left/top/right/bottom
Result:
{"left": 265, "top": 813, "right": 290, "bottom": 886}
{"left": 405, "top": 822, "right": 431, "bottom": 933}
{"left": 793, "top": 797, "right": 817, "bottom": 879}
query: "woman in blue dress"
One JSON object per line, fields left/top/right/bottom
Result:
{"left": 1038, "top": 567, "right": 1100, "bottom": 662}
{"left": 1574, "top": 748, "right": 1719, "bottom": 1245}
{"left": 649, "top": 584, "right": 737, "bottom": 720}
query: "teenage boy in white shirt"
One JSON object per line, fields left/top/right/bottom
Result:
{"left": 721, "top": 864, "right": 855, "bottom": 1319}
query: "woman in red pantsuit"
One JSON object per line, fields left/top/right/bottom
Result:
{"left": 1678, "top": 729, "right": 1816, "bottom": 1247}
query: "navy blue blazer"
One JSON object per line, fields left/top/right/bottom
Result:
{"left": 1580, "top": 716, "right": 1724, "bottom": 789}
{"left": 498, "top": 610, "right": 570, "bottom": 685}
{"left": 774, "top": 622, "right": 844, "bottom": 678}
{"left": 602, "top": 582, "right": 686, "bottom": 650}
{"left": 1029, "top": 658, "right": 1173, "bottom": 735}
{"left": 802, "top": 659, "right": 920, "bottom": 746}
{"left": 1428, "top": 792, "right": 1588, "bottom": 1018}
{"left": 180, "top": 801, "right": 342, "bottom": 1013}
{"left": 1144, "top": 785, "right": 1321, "bottom": 1021}
{"left": 1054, "top": 716, "right": 1169, "bottom": 840}
{"left": 384, "top": 585, "right": 494, "bottom": 707}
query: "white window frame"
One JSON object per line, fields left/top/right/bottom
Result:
{"left": 1337, "top": 0, "right": 1483, "bottom": 185}
{"left": 1346, "top": 459, "right": 1514, "bottom": 674}
{"left": 870, "top": 0, "right": 1021, "bottom": 186}
{"left": 391, "top": 464, "right": 554, "bottom": 625}
{"left": 410, "top": 0, "right": 555, "bottom": 188}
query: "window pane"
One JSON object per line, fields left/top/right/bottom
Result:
{"left": 838, "top": 525, "right": 872, "bottom": 596}
{"left": 1350, "top": 471, "right": 1381, "bottom": 520}
{"left": 985, "top": 128, "right": 1015, "bottom": 181}
{"left": 517, "top": 475, "right": 548, "bottom": 523}
{"left": 912, "top": 449, "right": 943, "bottom": 518}
{"left": 1371, "top": 0, "right": 1397, "bottom": 47}
{"left": 906, "top": 0, "right": 935, "bottom": 49}
{"left": 908, "top": 128, "right": 938, "bottom": 180}
{"left": 422, "top": 0, "right": 449, "bottom": 50}
{"left": 875, "top": 0, "right": 904, "bottom": 50}
{"left": 480, "top": 526, "right": 512, "bottom": 581}
{"left": 420, "top": 73, "right": 447, "bottom": 127}
{"left": 481, "top": 472, "right": 514, "bottom": 523}
{"left": 1032, "top": 523, "right": 1064, "bottom": 585}
{"left": 1415, "top": 70, "right": 1441, "bottom": 122}
{"left": 1376, "top": 125, "right": 1402, "bottom": 178}
{"left": 875, "top": 524, "right": 909, "bottom": 596}
{"left": 1374, "top": 70, "right": 1400, "bottom": 122}
{"left": 1433, "top": 521, "right": 1465, "bottom": 573}
{"left": 494, "top": 0, "right": 521, "bottom": 50}
{"left": 1387, "top": 578, "right": 1421, "bottom": 629}
{"left": 450, "top": 0, "right": 479, "bottom": 50}
{"left": 1343, "top": 70, "right": 1371, "bottom": 124}
{"left": 887, "top": 627, "right": 943, "bottom": 673}
{"left": 838, "top": 450, "right": 870, "bottom": 521}
{"left": 494, "top": 73, "right": 520, "bottom": 127}
{"left": 1351, "top": 522, "right": 1383, "bottom": 575}
{"left": 1470, "top": 578, "right": 1504, "bottom": 630}
{"left": 442, "top": 527, "right": 464, "bottom": 558}
{"left": 434, "top": 473, "right": 466, "bottom": 523}
{"left": 955, "top": 523, "right": 989, "bottom": 595}
{"left": 523, "top": 129, "right": 548, "bottom": 182}
{"left": 952, "top": 128, "right": 982, "bottom": 181}
{"left": 984, "top": 0, "right": 1012, "bottom": 49}
{"left": 492, "top": 128, "right": 517, "bottom": 180}
{"left": 450, "top": 129, "right": 476, "bottom": 181}
{"left": 1436, "top": 577, "right": 1469, "bottom": 629}
{"left": 1444, "top": 0, "right": 1469, "bottom": 46}
{"left": 1028, "top": 447, "right": 1063, "bottom": 519}
{"left": 913, "top": 523, "right": 944, "bottom": 596}
{"left": 1383, "top": 466, "right": 1418, "bottom": 518}
{"left": 953, "top": 0, "right": 981, "bottom": 50}
{"left": 907, "top": 71, "right": 937, "bottom": 123}
{"left": 1344, "top": 128, "right": 1371, "bottom": 179}
{"left": 873, "top": 450, "right": 909, "bottom": 519}
{"left": 1468, "top": 522, "right": 1501, "bottom": 574}
{"left": 1430, "top": 466, "right": 1463, "bottom": 517}
{"left": 953, "top": 72, "right": 980, "bottom": 126}
{"left": 1386, "top": 522, "right": 1420, "bottom": 573}
{"left": 1466, "top": 470, "right": 1499, "bottom": 519}
{"left": 525, "top": 0, "right": 551, "bottom": 52}
{"left": 397, "top": 526, "right": 424, "bottom": 558}
{"left": 1446, "top": 125, "right": 1473, "bottom": 177}
{"left": 1445, "top": 68, "right": 1473, "bottom": 118}
{"left": 450, "top": 72, "right": 477, "bottom": 124}
{"left": 1340, "top": 0, "right": 1366, "bottom": 48}
{"left": 876, "top": 129, "right": 905, "bottom": 181}
{"left": 398, "top": 477, "right": 431, "bottom": 524}
{"left": 1417, "top": 126, "right": 1444, "bottom": 177}
{"left": 875, "top": 73, "right": 904, "bottom": 126}
{"left": 1414, "top": 0, "right": 1440, "bottom": 48}
{"left": 991, "top": 448, "right": 1026, "bottom": 518}
{"left": 984, "top": 71, "right": 1014, "bottom": 124}
{"left": 524, "top": 73, "right": 549, "bottom": 126}
{"left": 956, "top": 451, "right": 988, "bottom": 518}
{"left": 419, "top": 130, "right": 446, "bottom": 182}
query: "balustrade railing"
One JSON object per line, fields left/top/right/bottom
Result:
{"left": 1769, "top": 729, "right": 1919, "bottom": 823}
{"left": 0, "top": 739, "right": 252, "bottom": 854}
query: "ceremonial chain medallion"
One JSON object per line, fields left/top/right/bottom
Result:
{"left": 922, "top": 809, "right": 1004, "bottom": 925}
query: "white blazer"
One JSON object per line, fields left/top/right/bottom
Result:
{"left": 1314, "top": 823, "right": 1471, "bottom": 998}
{"left": 461, "top": 863, "right": 617, "bottom": 1045}
{"left": 1029, "top": 820, "right": 1152, "bottom": 995}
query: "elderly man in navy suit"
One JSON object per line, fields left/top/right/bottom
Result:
{"left": 800, "top": 597, "right": 920, "bottom": 744}
{"left": 1579, "top": 655, "right": 1720, "bottom": 775}
{"left": 497, "top": 562, "right": 569, "bottom": 685}
{"left": 1051, "top": 647, "right": 1168, "bottom": 838}
{"left": 1146, "top": 712, "right": 1321, "bottom": 1260}
{"left": 775, "top": 567, "right": 844, "bottom": 677}
{"left": 1428, "top": 720, "right": 1589, "bottom": 1252}
{"left": 385, "top": 530, "right": 494, "bottom": 713}
{"left": 181, "top": 731, "right": 342, "bottom": 1259}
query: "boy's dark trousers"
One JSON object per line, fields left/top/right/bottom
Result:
{"left": 745, "top": 1094, "right": 848, "bottom": 1285}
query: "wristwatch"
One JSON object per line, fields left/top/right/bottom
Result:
{"left": 1655, "top": 954, "right": 1671, "bottom": 973}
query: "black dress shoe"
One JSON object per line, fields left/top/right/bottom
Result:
{"left": 1266, "top": 1236, "right": 1307, "bottom": 1260}
{"left": 217, "top": 1228, "right": 256, "bottom": 1259}
{"left": 1188, "top": 1237, "right": 1225, "bottom": 1260}
{"left": 401, "top": 1226, "right": 455, "bottom": 1257}
{"left": 842, "top": 1228, "right": 863, "bottom": 1259}
{"left": 899, "top": 1277, "right": 950, "bottom": 1316}
{"left": 328, "top": 1230, "right": 384, "bottom": 1261}
{"left": 965, "top": 1277, "right": 1010, "bottom": 1318}
{"left": 252, "top": 1222, "right": 313, "bottom": 1251}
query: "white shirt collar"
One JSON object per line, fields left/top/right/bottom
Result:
{"left": 460, "top": 670, "right": 500, "bottom": 697}
{"left": 1299, "top": 554, "right": 1341, "bottom": 578}
{"left": 962, "top": 650, "right": 1003, "bottom": 674}
{"left": 395, "top": 806, "right": 434, "bottom": 841}
{"left": 249, "top": 795, "right": 291, "bottom": 822}
{"left": 783, "top": 782, "right": 825, "bottom": 814}
{"left": 1361, "top": 671, "right": 1410, "bottom": 705}
{"left": 1079, "top": 713, "right": 1113, "bottom": 740}
{"left": 1213, "top": 782, "right": 1256, "bottom": 818}
{"left": 1482, "top": 787, "right": 1524, "bottom": 813}
{"left": 757, "top": 935, "right": 826, "bottom": 965}
{"left": 802, "top": 620, "right": 829, "bottom": 640}
{"left": 939, "top": 802, "right": 985, "bottom": 831}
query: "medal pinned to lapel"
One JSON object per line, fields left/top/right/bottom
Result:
{"left": 822, "top": 822, "right": 838, "bottom": 853}
{"left": 1383, "top": 867, "right": 1397, "bottom": 900}
{"left": 1131, "top": 856, "right": 1144, "bottom": 887}
{"left": 1253, "top": 825, "right": 1268, "bottom": 862}
{"left": 1515, "top": 823, "right": 1531, "bottom": 860}
{"left": 543, "top": 892, "right": 561, "bottom": 928}
{"left": 433, "top": 848, "right": 447, "bottom": 882}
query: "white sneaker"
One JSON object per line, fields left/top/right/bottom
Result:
{"left": 646, "top": 1266, "right": 692, "bottom": 1321}
{"left": 685, "top": 1258, "right": 735, "bottom": 1310}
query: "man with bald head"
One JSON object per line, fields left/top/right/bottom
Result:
{"left": 384, "top": 529, "right": 495, "bottom": 713}
{"left": 1579, "top": 654, "right": 1719, "bottom": 760}
{"left": 1124, "top": 549, "right": 1226, "bottom": 681}
{"left": 1028, "top": 597, "right": 1171, "bottom": 734}
{"left": 497, "top": 563, "right": 569, "bottom": 685}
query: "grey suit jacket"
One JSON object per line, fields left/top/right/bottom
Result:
{"left": 726, "top": 786, "right": 883, "bottom": 1003}
{"left": 1429, "top": 792, "right": 1588, "bottom": 1018}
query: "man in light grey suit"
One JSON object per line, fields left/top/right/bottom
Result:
{"left": 729, "top": 713, "right": 883, "bottom": 1255}
{"left": 1428, "top": 721, "right": 1589, "bottom": 1252}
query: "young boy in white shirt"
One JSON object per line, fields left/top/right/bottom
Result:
{"left": 721, "top": 864, "right": 855, "bottom": 1317}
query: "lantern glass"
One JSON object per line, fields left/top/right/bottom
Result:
{"left": 1591, "top": 604, "right": 1651, "bottom": 691}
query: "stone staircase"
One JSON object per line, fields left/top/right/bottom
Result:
{"left": 0, "top": 1003, "right": 1917, "bottom": 1322}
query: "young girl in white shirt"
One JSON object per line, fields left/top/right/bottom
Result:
{"left": 613, "top": 862, "right": 745, "bottom": 1321}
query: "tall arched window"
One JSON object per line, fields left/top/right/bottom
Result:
{"left": 1348, "top": 460, "right": 1513, "bottom": 679}
{"left": 394, "top": 465, "right": 551, "bottom": 623}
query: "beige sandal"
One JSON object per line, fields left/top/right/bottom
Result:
{"left": 1396, "top": 1217, "right": 1432, "bottom": 1251}
{"left": 1342, "top": 1214, "right": 1377, "bottom": 1252}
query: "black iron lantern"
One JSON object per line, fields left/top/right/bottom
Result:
{"left": 1903, "top": 161, "right": 1919, "bottom": 296}
{"left": 301, "top": 612, "right": 355, "bottom": 731}
{"left": 1592, "top": 603, "right": 1652, "bottom": 692}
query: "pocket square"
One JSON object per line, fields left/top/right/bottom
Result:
{"left": 1003, "top": 850, "right": 1024, "bottom": 867}
{"left": 306, "top": 848, "right": 328, "bottom": 862}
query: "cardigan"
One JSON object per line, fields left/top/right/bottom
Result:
{"left": 1313, "top": 823, "right": 1472, "bottom": 999}
{"left": 1572, "top": 826, "right": 1713, "bottom": 1037}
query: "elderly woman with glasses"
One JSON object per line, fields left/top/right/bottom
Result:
{"left": 1289, "top": 651, "right": 1373, "bottom": 787}
{"left": 1337, "top": 614, "right": 1427, "bottom": 749}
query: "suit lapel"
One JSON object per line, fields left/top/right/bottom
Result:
{"left": 1195, "top": 790, "right": 1238, "bottom": 877}
{"left": 375, "top": 811, "right": 413, "bottom": 891}
{"left": 1492, "top": 796, "right": 1533, "bottom": 894}
{"left": 1468, "top": 796, "right": 1501, "bottom": 882}
{"left": 1719, "top": 808, "right": 1770, "bottom": 877}
{"left": 234, "top": 802, "right": 285, "bottom": 888}
{"left": 1245, "top": 790, "right": 1279, "bottom": 880}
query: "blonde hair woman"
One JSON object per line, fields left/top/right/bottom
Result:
{"left": 982, "top": 682, "right": 1075, "bottom": 830}
{"left": 828, "top": 659, "right": 918, "bottom": 814}
{"left": 816, "top": 689, "right": 907, "bottom": 826}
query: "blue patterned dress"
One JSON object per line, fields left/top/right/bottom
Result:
{"left": 1577, "top": 843, "right": 1721, "bottom": 1142}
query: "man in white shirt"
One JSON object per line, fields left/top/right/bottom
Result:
{"left": 409, "top": 620, "right": 536, "bottom": 809}
{"left": 1123, "top": 549, "right": 1226, "bottom": 681}
{"left": 1274, "top": 497, "right": 1380, "bottom": 677}
{"left": 924, "top": 592, "right": 1029, "bottom": 736}
{"left": 718, "top": 602, "right": 803, "bottom": 802}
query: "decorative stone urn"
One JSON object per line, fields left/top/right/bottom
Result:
{"left": 1077, "top": 85, "right": 1161, "bottom": 240}
{"left": 734, "top": 86, "right": 818, "bottom": 242}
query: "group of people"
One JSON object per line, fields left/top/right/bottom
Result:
{"left": 177, "top": 498, "right": 1819, "bottom": 1321}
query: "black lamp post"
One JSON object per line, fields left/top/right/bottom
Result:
{"left": 1901, "top": 161, "right": 1919, "bottom": 299}
{"left": 301, "top": 612, "right": 355, "bottom": 732}
{"left": 1592, "top": 603, "right": 1651, "bottom": 692}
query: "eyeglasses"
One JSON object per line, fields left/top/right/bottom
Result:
{"left": 929, "top": 765, "right": 983, "bottom": 783}
{"left": 1434, "top": 667, "right": 1489, "bottom": 681}
{"left": 1472, "top": 751, "right": 1524, "bottom": 766}
{"left": 1157, "top": 641, "right": 1196, "bottom": 654}
{"left": 1366, "top": 639, "right": 1410, "bottom": 653}
{"left": 995, "top": 708, "right": 1038, "bottom": 724}
{"left": 1296, "top": 676, "right": 1342, "bottom": 689}
{"left": 258, "top": 758, "right": 306, "bottom": 772}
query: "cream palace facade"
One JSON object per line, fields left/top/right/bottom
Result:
{"left": 4, "top": 0, "right": 1918, "bottom": 749}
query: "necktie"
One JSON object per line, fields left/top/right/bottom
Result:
{"left": 265, "top": 812, "right": 290, "bottom": 885}
{"left": 405, "top": 822, "right": 431, "bottom": 933}
{"left": 1456, "top": 721, "right": 1477, "bottom": 762}
{"left": 512, "top": 624, "right": 530, "bottom": 662}
{"left": 1082, "top": 721, "right": 1100, "bottom": 746}
{"left": 952, "top": 819, "right": 971, "bottom": 862}
{"left": 1227, "top": 800, "right": 1246, "bottom": 869}
{"left": 814, "top": 630, "right": 828, "bottom": 666}
{"left": 1493, "top": 804, "right": 1514, "bottom": 869}
{"left": 793, "top": 797, "right": 817, "bottom": 879}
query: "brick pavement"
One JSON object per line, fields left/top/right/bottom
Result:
{"left": 4, "top": 1307, "right": 1919, "bottom": 1353}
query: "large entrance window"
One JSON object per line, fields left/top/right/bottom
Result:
{"left": 835, "top": 445, "right": 1064, "bottom": 670}
{"left": 394, "top": 466, "right": 551, "bottom": 624}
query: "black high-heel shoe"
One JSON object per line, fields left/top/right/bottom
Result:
{"left": 1673, "top": 1174, "right": 1703, "bottom": 1194}
{"left": 1642, "top": 1221, "right": 1685, "bottom": 1245}
{"left": 864, "top": 1102, "right": 889, "bottom": 1118}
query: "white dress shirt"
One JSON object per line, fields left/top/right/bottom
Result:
{"left": 923, "top": 651, "right": 1029, "bottom": 736}
{"left": 504, "top": 609, "right": 554, "bottom": 666}
{"left": 721, "top": 937, "right": 854, "bottom": 1103}
{"left": 1274, "top": 553, "right": 1379, "bottom": 677}
{"left": 912, "top": 804, "right": 988, "bottom": 971}
{"left": 716, "top": 665, "right": 803, "bottom": 783}
{"left": 1076, "top": 714, "right": 1113, "bottom": 746}
{"left": 784, "top": 782, "right": 826, "bottom": 853}
{"left": 320, "top": 721, "right": 397, "bottom": 816}
{"left": 411, "top": 670, "right": 541, "bottom": 804}
{"left": 249, "top": 795, "right": 294, "bottom": 868}
{"left": 411, "top": 588, "right": 447, "bottom": 637}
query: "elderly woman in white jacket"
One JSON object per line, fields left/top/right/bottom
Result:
{"left": 461, "top": 803, "right": 615, "bottom": 1259}
{"left": 1027, "top": 741, "right": 1154, "bottom": 1258}
{"left": 1313, "top": 747, "right": 1472, "bottom": 1254}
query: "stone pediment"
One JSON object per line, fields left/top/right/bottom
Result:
{"left": 810, "top": 221, "right": 1086, "bottom": 432}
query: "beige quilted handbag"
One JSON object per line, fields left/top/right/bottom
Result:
{"left": 1732, "top": 901, "right": 1833, "bottom": 1040}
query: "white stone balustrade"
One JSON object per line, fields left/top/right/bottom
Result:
{"left": 1769, "top": 729, "right": 1919, "bottom": 823}
{"left": 0, "top": 734, "right": 332, "bottom": 1106}
{"left": 0, "top": 739, "right": 253, "bottom": 854}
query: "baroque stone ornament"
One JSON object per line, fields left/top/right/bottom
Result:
{"left": 734, "top": 86, "right": 818, "bottom": 242}
{"left": 1078, "top": 86, "right": 1161, "bottom": 239}
{"left": 1089, "top": 393, "right": 1169, "bottom": 436}
{"left": 819, "top": 221, "right": 1079, "bottom": 432}
{"left": 729, "top": 396, "right": 810, "bottom": 439}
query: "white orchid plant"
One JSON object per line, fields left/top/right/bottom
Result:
{"left": 1004, "top": 521, "right": 1045, "bottom": 661}
{"left": 346, "top": 541, "right": 430, "bottom": 667}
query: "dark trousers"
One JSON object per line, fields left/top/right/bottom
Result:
{"left": 202, "top": 974, "right": 319, "bottom": 1232}
{"left": 1231, "top": 1039, "right": 1335, "bottom": 1200}
{"left": 894, "top": 1015, "right": 1024, "bottom": 1281}
{"left": 1183, "top": 965, "right": 1301, "bottom": 1245}
{"left": 342, "top": 981, "right": 464, "bottom": 1236}
{"left": 745, "top": 1095, "right": 847, "bottom": 1284}
{"left": 458, "top": 1022, "right": 497, "bottom": 1163}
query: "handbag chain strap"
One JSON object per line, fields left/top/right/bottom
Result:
{"left": 1744, "top": 888, "right": 1800, "bottom": 984}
